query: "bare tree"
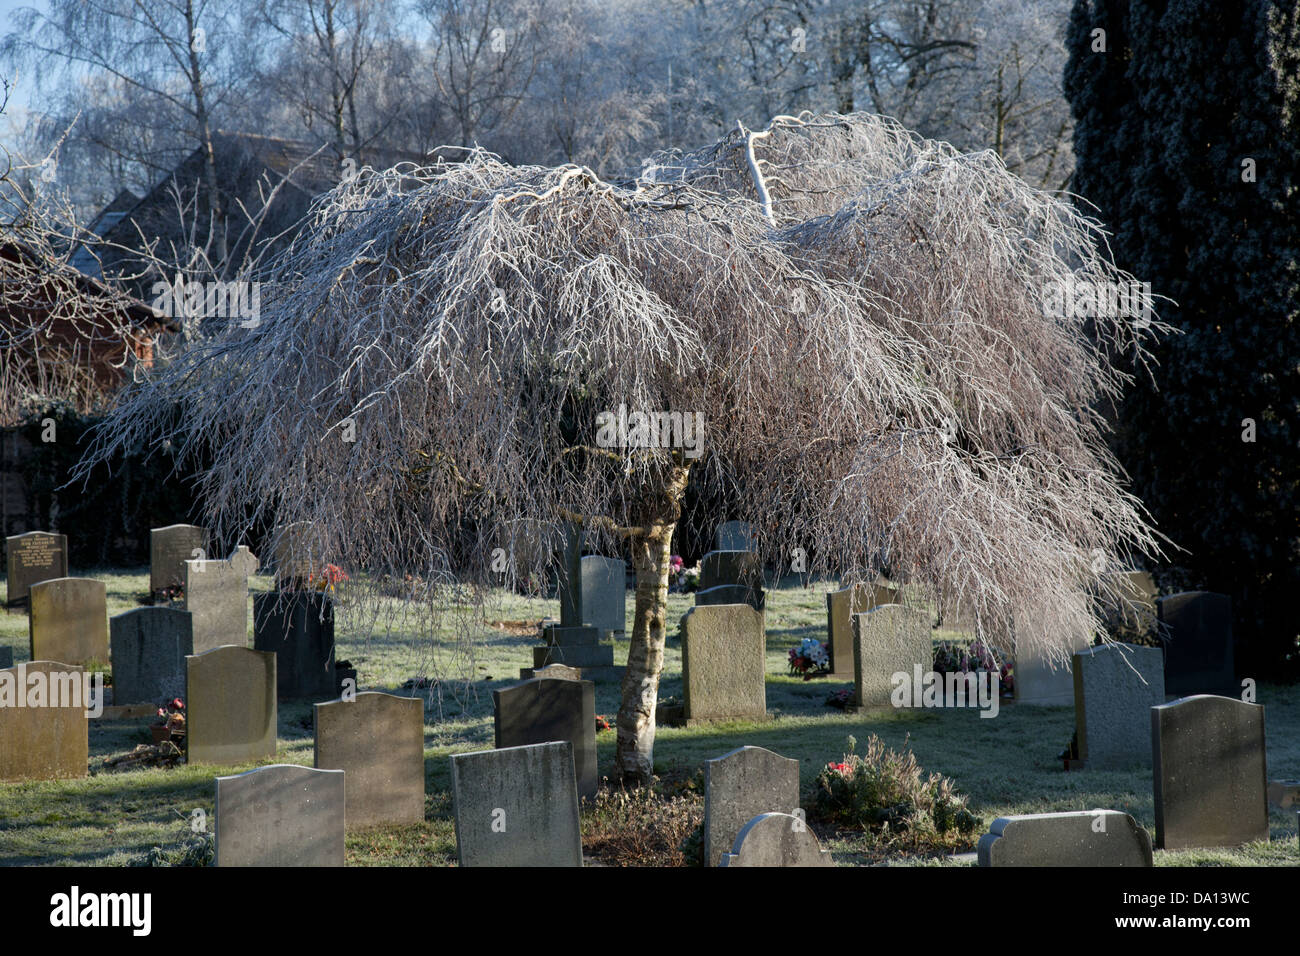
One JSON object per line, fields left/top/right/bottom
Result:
{"left": 81, "top": 112, "right": 1166, "bottom": 783}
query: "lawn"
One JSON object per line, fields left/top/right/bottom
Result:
{"left": 1, "top": 569, "right": 1296, "bottom": 866}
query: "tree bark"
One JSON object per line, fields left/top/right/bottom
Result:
{"left": 614, "top": 461, "right": 690, "bottom": 785}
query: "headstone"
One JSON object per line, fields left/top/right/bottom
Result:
{"left": 851, "top": 605, "right": 931, "bottom": 710}
{"left": 1152, "top": 694, "right": 1268, "bottom": 849}
{"left": 531, "top": 523, "right": 620, "bottom": 680}
{"left": 580, "top": 555, "right": 626, "bottom": 638}
{"left": 185, "top": 645, "right": 277, "bottom": 765}
{"left": 1013, "top": 608, "right": 1091, "bottom": 706}
{"left": 718, "top": 812, "right": 832, "bottom": 867}
{"left": 450, "top": 741, "right": 582, "bottom": 866}
{"left": 715, "top": 521, "right": 756, "bottom": 552}
{"left": 976, "top": 810, "right": 1153, "bottom": 866}
{"left": 1101, "top": 570, "right": 1157, "bottom": 640}
{"left": 1072, "top": 643, "right": 1165, "bottom": 769}
{"left": 681, "top": 603, "right": 766, "bottom": 723}
{"left": 214, "top": 764, "right": 344, "bottom": 866}
{"left": 315, "top": 692, "right": 425, "bottom": 828}
{"left": 272, "top": 522, "right": 317, "bottom": 587}
{"left": 28, "top": 577, "right": 108, "bottom": 666}
{"left": 150, "top": 524, "right": 209, "bottom": 595}
{"left": 1157, "top": 591, "right": 1236, "bottom": 697}
{"left": 0, "top": 660, "right": 88, "bottom": 781}
{"left": 109, "top": 607, "right": 193, "bottom": 704}
{"left": 5, "top": 531, "right": 68, "bottom": 606}
{"left": 185, "top": 546, "right": 259, "bottom": 654}
{"left": 826, "top": 582, "right": 898, "bottom": 677}
{"left": 253, "top": 591, "right": 336, "bottom": 700}
{"left": 700, "top": 550, "right": 763, "bottom": 591}
{"left": 695, "top": 583, "right": 764, "bottom": 610}
{"left": 520, "top": 663, "right": 582, "bottom": 681}
{"left": 494, "top": 677, "right": 597, "bottom": 799}
{"left": 704, "top": 745, "right": 800, "bottom": 867}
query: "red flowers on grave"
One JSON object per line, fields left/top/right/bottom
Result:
{"left": 315, "top": 563, "right": 350, "bottom": 594}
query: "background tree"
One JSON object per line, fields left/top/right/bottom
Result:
{"left": 84, "top": 112, "right": 1163, "bottom": 782}
{"left": 1065, "top": 0, "right": 1300, "bottom": 675}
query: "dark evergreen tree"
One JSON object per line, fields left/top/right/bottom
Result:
{"left": 1065, "top": 0, "right": 1300, "bottom": 676}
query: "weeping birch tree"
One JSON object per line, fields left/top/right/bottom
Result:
{"left": 82, "top": 112, "right": 1164, "bottom": 783}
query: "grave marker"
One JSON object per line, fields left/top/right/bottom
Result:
{"left": 5, "top": 531, "right": 68, "bottom": 606}
{"left": 1072, "top": 643, "right": 1165, "bottom": 769}
{"left": 214, "top": 764, "right": 344, "bottom": 866}
{"left": 580, "top": 555, "right": 626, "bottom": 638}
{"left": 185, "top": 645, "right": 277, "bottom": 765}
{"left": 977, "top": 810, "right": 1153, "bottom": 866}
{"left": 450, "top": 741, "right": 582, "bottom": 866}
{"left": 0, "top": 660, "right": 88, "bottom": 782}
{"left": 185, "top": 546, "right": 259, "bottom": 653}
{"left": 1157, "top": 591, "right": 1236, "bottom": 697}
{"left": 110, "top": 607, "right": 193, "bottom": 704}
{"left": 718, "top": 812, "right": 832, "bottom": 867}
{"left": 494, "top": 677, "right": 597, "bottom": 799}
{"left": 681, "top": 604, "right": 766, "bottom": 723}
{"left": 253, "top": 591, "right": 336, "bottom": 700}
{"left": 715, "top": 521, "right": 756, "bottom": 552}
{"left": 315, "top": 692, "right": 425, "bottom": 828}
{"left": 704, "top": 745, "right": 799, "bottom": 866}
{"left": 826, "top": 582, "right": 898, "bottom": 677}
{"left": 150, "top": 524, "right": 209, "bottom": 595}
{"left": 851, "top": 605, "right": 931, "bottom": 710}
{"left": 29, "top": 577, "right": 108, "bottom": 666}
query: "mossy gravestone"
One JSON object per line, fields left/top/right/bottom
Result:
{"left": 28, "top": 577, "right": 108, "bottom": 667}
{"left": 185, "top": 546, "right": 259, "bottom": 654}
{"left": 5, "top": 531, "right": 68, "bottom": 606}
{"left": 186, "top": 646, "right": 277, "bottom": 765}
{"left": 450, "top": 741, "right": 582, "bottom": 867}
{"left": 1152, "top": 695, "right": 1268, "bottom": 850}
{"left": 826, "top": 582, "right": 899, "bottom": 678}
{"left": 110, "top": 607, "right": 193, "bottom": 705}
{"left": 976, "top": 810, "right": 1153, "bottom": 866}
{"left": 851, "top": 604, "right": 931, "bottom": 710}
{"left": 681, "top": 603, "right": 766, "bottom": 724}
{"left": 314, "top": 692, "right": 425, "bottom": 828}
{"left": 704, "top": 745, "right": 800, "bottom": 866}
{"left": 0, "top": 661, "right": 88, "bottom": 782}
{"left": 150, "top": 524, "right": 209, "bottom": 595}
{"left": 494, "top": 677, "right": 597, "bottom": 799}
{"left": 215, "top": 764, "right": 345, "bottom": 866}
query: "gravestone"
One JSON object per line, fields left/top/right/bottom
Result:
{"left": 851, "top": 604, "right": 932, "bottom": 710}
{"left": 0, "top": 646, "right": 11, "bottom": 669}
{"left": 150, "top": 524, "right": 209, "bottom": 596}
{"left": 1013, "top": 608, "right": 1091, "bottom": 706}
{"left": 185, "top": 645, "right": 277, "bottom": 765}
{"left": 1152, "top": 694, "right": 1268, "bottom": 850}
{"left": 580, "top": 555, "right": 626, "bottom": 638}
{"left": 494, "top": 677, "right": 597, "bottom": 799}
{"left": 315, "top": 692, "right": 425, "bottom": 828}
{"left": 700, "top": 550, "right": 763, "bottom": 591}
{"left": 826, "top": 582, "right": 899, "bottom": 678}
{"left": 533, "top": 523, "right": 620, "bottom": 680}
{"left": 185, "top": 546, "right": 259, "bottom": 654}
{"left": 28, "top": 577, "right": 108, "bottom": 666}
{"left": 520, "top": 663, "right": 582, "bottom": 681}
{"left": 695, "top": 583, "right": 764, "bottom": 611}
{"left": 704, "top": 745, "right": 800, "bottom": 867}
{"left": 450, "top": 741, "right": 582, "bottom": 866}
{"left": 110, "top": 607, "right": 194, "bottom": 704}
{"left": 715, "top": 521, "right": 756, "bottom": 552}
{"left": 0, "top": 661, "right": 88, "bottom": 782}
{"left": 681, "top": 603, "right": 766, "bottom": 724}
{"left": 272, "top": 522, "right": 317, "bottom": 587}
{"left": 1101, "top": 570, "right": 1157, "bottom": 640}
{"left": 214, "top": 764, "right": 345, "bottom": 866}
{"left": 1072, "top": 644, "right": 1165, "bottom": 769}
{"left": 5, "top": 531, "right": 68, "bottom": 606}
{"left": 718, "top": 812, "right": 833, "bottom": 867}
{"left": 253, "top": 591, "right": 336, "bottom": 700}
{"left": 1157, "top": 591, "right": 1236, "bottom": 697}
{"left": 976, "top": 810, "right": 1153, "bottom": 866}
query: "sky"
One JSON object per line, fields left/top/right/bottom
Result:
{"left": 0, "top": 0, "right": 48, "bottom": 153}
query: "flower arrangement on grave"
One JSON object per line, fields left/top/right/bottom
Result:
{"left": 931, "top": 639, "right": 1014, "bottom": 696}
{"left": 673, "top": 558, "right": 701, "bottom": 593}
{"left": 667, "top": 554, "right": 685, "bottom": 586}
{"left": 825, "top": 688, "right": 854, "bottom": 710}
{"left": 314, "top": 563, "right": 349, "bottom": 595}
{"left": 595, "top": 714, "right": 612, "bottom": 732}
{"left": 152, "top": 698, "right": 186, "bottom": 745}
{"left": 788, "top": 637, "right": 830, "bottom": 678}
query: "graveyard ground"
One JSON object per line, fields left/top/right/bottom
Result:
{"left": 0, "top": 570, "right": 1296, "bottom": 867}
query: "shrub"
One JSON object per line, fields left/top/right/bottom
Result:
{"left": 582, "top": 781, "right": 703, "bottom": 867}
{"left": 813, "top": 735, "right": 980, "bottom": 856}
{"left": 128, "top": 833, "right": 214, "bottom": 867}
